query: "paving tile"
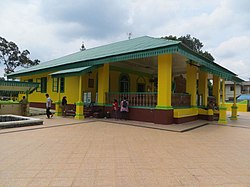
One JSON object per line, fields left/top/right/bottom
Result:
{"left": 94, "top": 176, "right": 115, "bottom": 186}
{"left": 49, "top": 177, "right": 74, "bottom": 187}
{"left": 72, "top": 177, "right": 95, "bottom": 187}
{"left": 56, "top": 169, "right": 78, "bottom": 178}
{"left": 27, "top": 178, "right": 51, "bottom": 187}
{"left": 16, "top": 170, "right": 40, "bottom": 179}
{"left": 6, "top": 178, "right": 32, "bottom": 187}
{"left": 0, "top": 114, "right": 250, "bottom": 186}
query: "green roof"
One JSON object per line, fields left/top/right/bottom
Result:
{"left": 8, "top": 36, "right": 179, "bottom": 77}
{"left": 50, "top": 66, "right": 99, "bottom": 78}
{"left": 7, "top": 36, "right": 243, "bottom": 82}
{"left": 0, "top": 80, "right": 39, "bottom": 94}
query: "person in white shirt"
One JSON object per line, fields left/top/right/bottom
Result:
{"left": 45, "top": 93, "right": 53, "bottom": 118}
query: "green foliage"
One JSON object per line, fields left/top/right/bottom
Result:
{"left": 0, "top": 36, "right": 40, "bottom": 74}
{"left": 162, "top": 34, "right": 214, "bottom": 61}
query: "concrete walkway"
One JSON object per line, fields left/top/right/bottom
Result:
{"left": 0, "top": 113, "right": 249, "bottom": 186}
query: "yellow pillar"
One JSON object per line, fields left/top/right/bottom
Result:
{"left": 97, "top": 64, "right": 109, "bottom": 105}
{"left": 55, "top": 78, "right": 62, "bottom": 116}
{"left": 75, "top": 75, "right": 84, "bottom": 120}
{"left": 156, "top": 54, "right": 172, "bottom": 109}
{"left": 198, "top": 71, "right": 208, "bottom": 106}
{"left": 213, "top": 75, "right": 220, "bottom": 106}
{"left": 218, "top": 79, "right": 227, "bottom": 124}
{"left": 231, "top": 82, "right": 238, "bottom": 120}
{"left": 186, "top": 63, "right": 197, "bottom": 107}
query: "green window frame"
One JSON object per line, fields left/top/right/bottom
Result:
{"left": 60, "top": 77, "right": 65, "bottom": 93}
{"left": 52, "top": 78, "right": 59, "bottom": 92}
{"left": 36, "top": 78, "right": 41, "bottom": 92}
{"left": 41, "top": 77, "right": 47, "bottom": 93}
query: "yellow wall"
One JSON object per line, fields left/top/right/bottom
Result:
{"left": 174, "top": 108, "right": 198, "bottom": 118}
{"left": 109, "top": 70, "right": 151, "bottom": 92}
{"left": 19, "top": 69, "right": 152, "bottom": 105}
{"left": 20, "top": 73, "right": 79, "bottom": 104}
{"left": 64, "top": 76, "right": 79, "bottom": 104}
{"left": 82, "top": 70, "right": 98, "bottom": 102}
{"left": 225, "top": 102, "right": 248, "bottom": 112}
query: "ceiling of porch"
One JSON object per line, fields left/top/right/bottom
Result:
{"left": 110, "top": 54, "right": 192, "bottom": 77}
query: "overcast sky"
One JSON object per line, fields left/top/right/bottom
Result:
{"left": 1, "top": 0, "right": 250, "bottom": 80}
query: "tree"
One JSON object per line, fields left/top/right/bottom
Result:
{"left": 162, "top": 34, "right": 214, "bottom": 61}
{"left": 0, "top": 36, "right": 40, "bottom": 74}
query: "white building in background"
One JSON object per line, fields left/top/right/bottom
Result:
{"left": 225, "top": 81, "right": 250, "bottom": 101}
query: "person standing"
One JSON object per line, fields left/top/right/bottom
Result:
{"left": 112, "top": 99, "right": 119, "bottom": 119}
{"left": 61, "top": 96, "right": 67, "bottom": 117}
{"left": 120, "top": 97, "right": 129, "bottom": 120}
{"left": 20, "top": 96, "right": 28, "bottom": 116}
{"left": 45, "top": 93, "right": 53, "bottom": 118}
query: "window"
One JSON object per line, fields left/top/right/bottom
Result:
{"left": 41, "top": 77, "right": 47, "bottom": 93}
{"left": 88, "top": 78, "right": 94, "bottom": 88}
{"left": 36, "top": 78, "right": 41, "bottom": 92}
{"left": 28, "top": 79, "right": 33, "bottom": 82}
{"left": 52, "top": 78, "right": 59, "bottom": 92}
{"left": 230, "top": 86, "right": 234, "bottom": 91}
{"left": 137, "top": 83, "right": 145, "bottom": 92}
{"left": 137, "top": 76, "right": 146, "bottom": 92}
{"left": 60, "top": 77, "right": 65, "bottom": 93}
{"left": 120, "top": 74, "right": 129, "bottom": 92}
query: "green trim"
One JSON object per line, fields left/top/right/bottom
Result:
{"left": 75, "top": 113, "right": 84, "bottom": 116}
{"left": 191, "top": 105, "right": 198, "bottom": 108}
{"left": 129, "top": 106, "right": 155, "bottom": 109}
{"left": 51, "top": 65, "right": 100, "bottom": 78}
{"left": 219, "top": 106, "right": 227, "bottom": 110}
{"left": 231, "top": 106, "right": 238, "bottom": 109}
{"left": 0, "top": 101, "right": 20, "bottom": 104}
{"left": 96, "top": 103, "right": 105, "bottom": 106}
{"left": 0, "top": 80, "right": 39, "bottom": 94}
{"left": 108, "top": 91, "right": 157, "bottom": 94}
{"left": 155, "top": 105, "right": 173, "bottom": 110}
{"left": 230, "top": 116, "right": 237, "bottom": 120}
{"left": 60, "top": 77, "right": 65, "bottom": 93}
{"left": 218, "top": 119, "right": 227, "bottom": 123}
{"left": 173, "top": 106, "right": 192, "bottom": 109}
{"left": 75, "top": 102, "right": 83, "bottom": 106}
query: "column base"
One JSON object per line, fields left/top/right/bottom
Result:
{"left": 231, "top": 105, "right": 238, "bottom": 120}
{"left": 55, "top": 112, "right": 62, "bottom": 117}
{"left": 218, "top": 119, "right": 227, "bottom": 124}
{"left": 218, "top": 106, "right": 227, "bottom": 124}
{"left": 230, "top": 116, "right": 237, "bottom": 120}
{"left": 55, "top": 101, "right": 62, "bottom": 116}
{"left": 75, "top": 114, "right": 84, "bottom": 120}
{"left": 75, "top": 101, "right": 84, "bottom": 120}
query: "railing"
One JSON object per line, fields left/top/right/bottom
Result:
{"left": 106, "top": 92, "right": 191, "bottom": 108}
{"left": 106, "top": 92, "right": 157, "bottom": 108}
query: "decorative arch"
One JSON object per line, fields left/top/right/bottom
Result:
{"left": 119, "top": 74, "right": 130, "bottom": 92}
{"left": 136, "top": 76, "right": 146, "bottom": 92}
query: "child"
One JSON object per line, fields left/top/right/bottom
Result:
{"left": 112, "top": 99, "right": 119, "bottom": 119}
